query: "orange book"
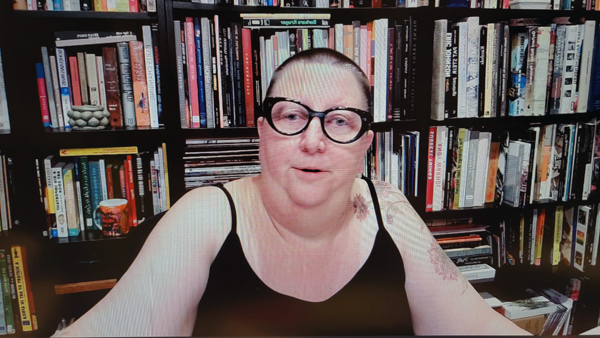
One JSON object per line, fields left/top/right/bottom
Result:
{"left": 485, "top": 142, "right": 500, "bottom": 203}
{"left": 128, "top": 41, "right": 150, "bottom": 127}
{"left": 241, "top": 28, "right": 254, "bottom": 127}
{"left": 125, "top": 155, "right": 138, "bottom": 227}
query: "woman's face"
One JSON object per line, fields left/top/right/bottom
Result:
{"left": 257, "top": 62, "right": 374, "bottom": 208}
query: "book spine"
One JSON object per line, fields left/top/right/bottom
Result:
{"left": 201, "top": 18, "right": 216, "bottom": 129}
{"left": 116, "top": 43, "right": 136, "bottom": 127}
{"left": 51, "top": 163, "right": 68, "bottom": 238}
{"left": 40, "top": 47, "right": 58, "bottom": 128}
{"left": 576, "top": 20, "right": 595, "bottom": 113}
{"left": 231, "top": 22, "right": 245, "bottom": 127}
{"left": 68, "top": 56, "right": 82, "bottom": 106}
{"left": 0, "top": 250, "right": 14, "bottom": 334}
{"left": 433, "top": 126, "right": 448, "bottom": 211}
{"left": 10, "top": 246, "right": 32, "bottom": 332}
{"left": 129, "top": 41, "right": 150, "bottom": 127}
{"left": 62, "top": 164, "right": 80, "bottom": 236}
{"left": 102, "top": 47, "right": 123, "bottom": 127}
{"left": 508, "top": 30, "right": 528, "bottom": 117}
{"left": 49, "top": 55, "right": 64, "bottom": 127}
{"left": 85, "top": 53, "right": 100, "bottom": 108}
{"left": 76, "top": 52, "right": 89, "bottom": 105}
{"left": 431, "top": 20, "right": 447, "bottom": 121}
{"left": 142, "top": 26, "right": 159, "bottom": 128}
{"left": 426, "top": 126, "right": 436, "bottom": 212}
{"left": 126, "top": 155, "right": 138, "bottom": 226}
{"left": 96, "top": 55, "right": 109, "bottom": 122}
{"left": 173, "top": 21, "right": 187, "bottom": 128}
{"left": 464, "top": 16, "right": 479, "bottom": 118}
{"left": 73, "top": 157, "right": 85, "bottom": 231}
{"left": 35, "top": 63, "right": 51, "bottom": 127}
{"left": 184, "top": 18, "right": 200, "bottom": 128}
{"left": 194, "top": 18, "right": 208, "bottom": 128}
{"left": 242, "top": 28, "right": 255, "bottom": 127}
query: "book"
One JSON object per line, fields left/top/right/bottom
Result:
{"left": 54, "top": 30, "right": 136, "bottom": 47}
{"left": 10, "top": 246, "right": 35, "bottom": 332}
{"left": 129, "top": 41, "right": 150, "bottom": 127}
{"left": 142, "top": 25, "right": 159, "bottom": 128}
{"left": 502, "top": 289, "right": 559, "bottom": 320}
{"left": 0, "top": 250, "right": 15, "bottom": 334}
{"left": 51, "top": 162, "right": 69, "bottom": 238}
{"left": 85, "top": 53, "right": 100, "bottom": 106}
{"left": 116, "top": 42, "right": 136, "bottom": 127}
{"left": 62, "top": 163, "right": 80, "bottom": 236}
{"left": 0, "top": 49, "right": 9, "bottom": 131}
{"left": 102, "top": 47, "right": 123, "bottom": 127}
{"left": 35, "top": 63, "right": 51, "bottom": 127}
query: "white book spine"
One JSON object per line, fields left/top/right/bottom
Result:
{"left": 335, "top": 23, "right": 344, "bottom": 55}
{"left": 576, "top": 20, "right": 595, "bottom": 113}
{"left": 431, "top": 20, "right": 447, "bottom": 122}
{"left": 591, "top": 202, "right": 600, "bottom": 265}
{"left": 98, "top": 159, "right": 108, "bottom": 201}
{"left": 573, "top": 205, "right": 590, "bottom": 272}
{"left": 146, "top": 0, "right": 156, "bottom": 11}
{"left": 373, "top": 18, "right": 388, "bottom": 123}
{"left": 85, "top": 53, "right": 101, "bottom": 106}
{"left": 559, "top": 25, "right": 579, "bottom": 114}
{"left": 359, "top": 26, "right": 368, "bottom": 75}
{"left": 106, "top": 0, "right": 117, "bottom": 10}
{"left": 483, "top": 23, "right": 496, "bottom": 118}
{"left": 458, "top": 129, "right": 470, "bottom": 208}
{"left": 465, "top": 16, "right": 480, "bottom": 118}
{"left": 142, "top": 25, "right": 159, "bottom": 128}
{"left": 259, "top": 36, "right": 266, "bottom": 102}
{"left": 457, "top": 22, "right": 468, "bottom": 118}
{"left": 0, "top": 49, "right": 10, "bottom": 131}
{"left": 474, "top": 131, "right": 491, "bottom": 207}
{"left": 96, "top": 56, "right": 108, "bottom": 120}
{"left": 52, "top": 164, "right": 69, "bottom": 238}
{"left": 532, "top": 26, "right": 552, "bottom": 115}
{"left": 56, "top": 48, "right": 72, "bottom": 129}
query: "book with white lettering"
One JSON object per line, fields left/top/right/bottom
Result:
{"left": 55, "top": 31, "right": 137, "bottom": 47}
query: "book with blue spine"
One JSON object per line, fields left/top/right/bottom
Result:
{"left": 194, "top": 17, "right": 208, "bottom": 128}
{"left": 88, "top": 160, "right": 103, "bottom": 230}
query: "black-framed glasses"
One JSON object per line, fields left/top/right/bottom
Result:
{"left": 260, "top": 97, "right": 372, "bottom": 144}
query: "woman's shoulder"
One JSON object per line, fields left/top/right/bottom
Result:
{"left": 364, "top": 178, "right": 422, "bottom": 230}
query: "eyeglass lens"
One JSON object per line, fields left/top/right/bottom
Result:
{"left": 270, "top": 101, "right": 363, "bottom": 143}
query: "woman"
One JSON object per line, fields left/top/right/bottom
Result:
{"left": 57, "top": 48, "right": 530, "bottom": 336}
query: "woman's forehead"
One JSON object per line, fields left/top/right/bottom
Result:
{"left": 270, "top": 63, "right": 364, "bottom": 107}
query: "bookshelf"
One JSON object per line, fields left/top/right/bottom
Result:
{"left": 1, "top": 0, "right": 600, "bottom": 334}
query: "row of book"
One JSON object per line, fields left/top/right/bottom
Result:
{"left": 0, "top": 245, "right": 38, "bottom": 334}
{"left": 0, "top": 50, "right": 9, "bottom": 132}
{"left": 183, "top": 137, "right": 260, "bottom": 189}
{"left": 35, "top": 145, "right": 169, "bottom": 239}
{"left": 0, "top": 153, "right": 17, "bottom": 232}
{"left": 37, "top": 26, "right": 162, "bottom": 130}
{"left": 12, "top": 0, "right": 155, "bottom": 12}
{"left": 501, "top": 202, "right": 600, "bottom": 274}
{"left": 175, "top": 14, "right": 418, "bottom": 128}
{"left": 431, "top": 18, "right": 600, "bottom": 121}
{"left": 423, "top": 120, "right": 600, "bottom": 212}
{"left": 369, "top": 129, "right": 420, "bottom": 197}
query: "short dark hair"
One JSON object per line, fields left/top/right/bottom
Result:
{"left": 264, "top": 48, "right": 371, "bottom": 110}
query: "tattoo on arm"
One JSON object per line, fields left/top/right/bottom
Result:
{"left": 427, "top": 240, "right": 468, "bottom": 294}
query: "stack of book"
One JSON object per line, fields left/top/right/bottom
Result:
{"left": 184, "top": 137, "right": 260, "bottom": 189}
{"left": 430, "top": 222, "right": 496, "bottom": 282}
{"left": 424, "top": 120, "right": 600, "bottom": 212}
{"left": 175, "top": 14, "right": 420, "bottom": 128}
{"left": 431, "top": 18, "right": 600, "bottom": 120}
{"left": 0, "top": 245, "right": 38, "bottom": 335}
{"left": 36, "top": 25, "right": 162, "bottom": 130}
{"left": 12, "top": 0, "right": 155, "bottom": 12}
{"left": 370, "top": 129, "right": 420, "bottom": 197}
{"left": 36, "top": 145, "right": 169, "bottom": 240}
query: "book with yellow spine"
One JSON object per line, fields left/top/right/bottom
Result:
{"left": 10, "top": 246, "right": 33, "bottom": 332}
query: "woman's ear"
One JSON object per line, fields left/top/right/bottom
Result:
{"left": 361, "top": 130, "right": 374, "bottom": 153}
{"left": 256, "top": 116, "right": 265, "bottom": 138}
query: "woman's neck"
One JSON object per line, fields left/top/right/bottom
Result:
{"left": 253, "top": 175, "right": 356, "bottom": 242}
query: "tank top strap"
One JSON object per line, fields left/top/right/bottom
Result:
{"left": 361, "top": 175, "right": 385, "bottom": 230}
{"left": 212, "top": 183, "right": 237, "bottom": 233}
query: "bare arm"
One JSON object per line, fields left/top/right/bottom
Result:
{"left": 54, "top": 186, "right": 231, "bottom": 336}
{"left": 372, "top": 181, "right": 531, "bottom": 335}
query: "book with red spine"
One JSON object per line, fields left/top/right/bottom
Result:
{"left": 68, "top": 56, "right": 82, "bottom": 106}
{"left": 185, "top": 17, "right": 200, "bottom": 128}
{"left": 426, "top": 126, "right": 436, "bottom": 212}
{"left": 35, "top": 63, "right": 51, "bottom": 127}
{"left": 102, "top": 47, "right": 123, "bottom": 127}
{"left": 128, "top": 41, "right": 150, "bottom": 127}
{"left": 106, "top": 163, "right": 114, "bottom": 199}
{"left": 241, "top": 28, "right": 255, "bottom": 127}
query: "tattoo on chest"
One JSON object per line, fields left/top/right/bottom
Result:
{"left": 353, "top": 194, "right": 370, "bottom": 221}
{"left": 428, "top": 240, "right": 468, "bottom": 294}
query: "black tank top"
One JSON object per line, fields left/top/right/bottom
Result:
{"left": 193, "top": 177, "right": 414, "bottom": 336}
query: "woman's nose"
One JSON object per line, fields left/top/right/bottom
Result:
{"left": 300, "top": 117, "right": 326, "bottom": 153}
